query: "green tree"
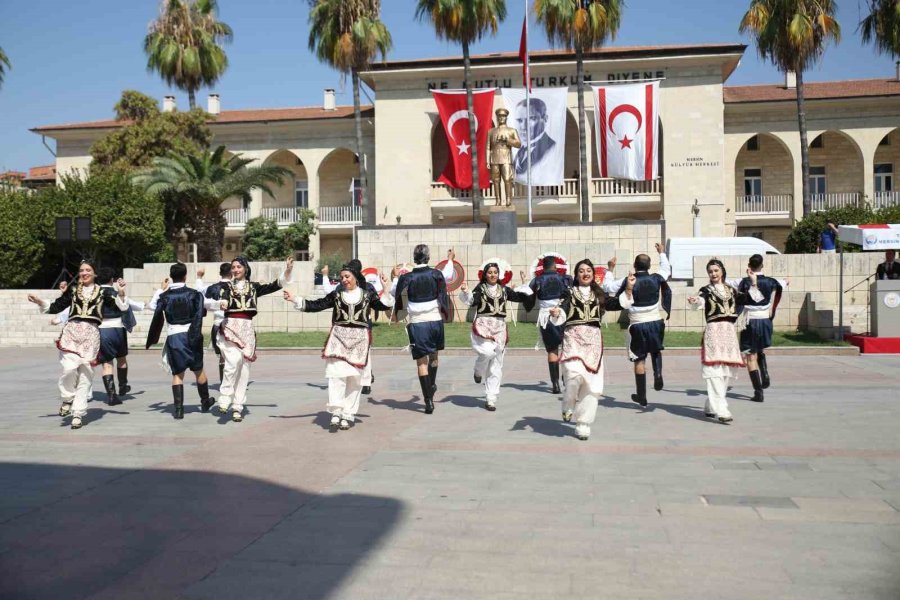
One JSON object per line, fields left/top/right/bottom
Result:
{"left": 0, "top": 189, "right": 44, "bottom": 288}
{"left": 416, "top": 0, "right": 508, "bottom": 223}
{"left": 740, "top": 0, "right": 841, "bottom": 218}
{"left": 535, "top": 0, "right": 623, "bottom": 222}
{"left": 0, "top": 46, "right": 10, "bottom": 89}
{"left": 90, "top": 90, "right": 212, "bottom": 174}
{"left": 241, "top": 213, "right": 317, "bottom": 260}
{"left": 308, "top": 0, "right": 392, "bottom": 227}
{"left": 784, "top": 205, "right": 875, "bottom": 253}
{"left": 860, "top": 0, "right": 900, "bottom": 59}
{"left": 133, "top": 146, "right": 291, "bottom": 261}
{"left": 144, "top": 0, "right": 233, "bottom": 109}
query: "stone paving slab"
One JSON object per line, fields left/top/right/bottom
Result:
{"left": 0, "top": 348, "right": 897, "bottom": 599}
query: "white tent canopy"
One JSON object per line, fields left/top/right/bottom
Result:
{"left": 838, "top": 224, "right": 900, "bottom": 251}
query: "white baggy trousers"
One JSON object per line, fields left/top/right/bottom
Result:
{"left": 58, "top": 352, "right": 94, "bottom": 418}
{"left": 326, "top": 359, "right": 363, "bottom": 420}
{"left": 472, "top": 336, "right": 504, "bottom": 402}
{"left": 702, "top": 364, "right": 733, "bottom": 419}
{"left": 217, "top": 335, "right": 251, "bottom": 413}
{"left": 560, "top": 360, "right": 605, "bottom": 426}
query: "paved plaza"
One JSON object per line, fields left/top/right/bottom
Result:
{"left": 0, "top": 347, "right": 899, "bottom": 599}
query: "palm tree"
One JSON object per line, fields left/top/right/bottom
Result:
{"left": 416, "top": 0, "right": 508, "bottom": 223}
{"left": 860, "top": 0, "right": 900, "bottom": 59}
{"left": 535, "top": 0, "right": 622, "bottom": 223}
{"left": 0, "top": 46, "right": 10, "bottom": 89}
{"left": 308, "top": 0, "right": 393, "bottom": 227}
{"left": 740, "top": 0, "right": 840, "bottom": 218}
{"left": 144, "top": 0, "right": 233, "bottom": 110}
{"left": 134, "top": 145, "right": 290, "bottom": 260}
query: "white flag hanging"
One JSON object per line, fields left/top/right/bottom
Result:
{"left": 592, "top": 82, "right": 660, "bottom": 181}
{"left": 500, "top": 87, "right": 567, "bottom": 186}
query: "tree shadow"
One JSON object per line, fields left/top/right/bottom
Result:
{"left": 0, "top": 463, "right": 403, "bottom": 600}
{"left": 510, "top": 416, "right": 573, "bottom": 439}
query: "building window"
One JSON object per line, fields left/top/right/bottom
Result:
{"left": 746, "top": 135, "right": 759, "bottom": 151}
{"left": 241, "top": 197, "right": 251, "bottom": 211}
{"left": 294, "top": 179, "right": 309, "bottom": 209}
{"left": 880, "top": 134, "right": 891, "bottom": 147}
{"left": 810, "top": 135, "right": 824, "bottom": 149}
{"left": 750, "top": 231, "right": 764, "bottom": 240}
{"left": 809, "top": 166, "right": 827, "bottom": 195}
{"left": 743, "top": 168, "right": 762, "bottom": 198}
{"left": 875, "top": 164, "right": 893, "bottom": 193}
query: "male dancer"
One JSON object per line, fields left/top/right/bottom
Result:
{"left": 201, "top": 263, "right": 232, "bottom": 383}
{"left": 392, "top": 244, "right": 451, "bottom": 414}
{"left": 732, "top": 254, "right": 785, "bottom": 403}
{"left": 146, "top": 263, "right": 220, "bottom": 419}
{"left": 528, "top": 256, "right": 573, "bottom": 394}
{"left": 606, "top": 243, "right": 671, "bottom": 407}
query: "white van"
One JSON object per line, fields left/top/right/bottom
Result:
{"left": 667, "top": 237, "right": 780, "bottom": 280}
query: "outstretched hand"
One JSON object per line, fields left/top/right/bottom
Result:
{"left": 687, "top": 296, "right": 699, "bottom": 304}
{"left": 161, "top": 278, "right": 170, "bottom": 291}
{"left": 447, "top": 248, "right": 456, "bottom": 263}
{"left": 626, "top": 271, "right": 636, "bottom": 291}
{"left": 58, "top": 281, "right": 68, "bottom": 293}
{"left": 283, "top": 290, "right": 296, "bottom": 303}
{"left": 196, "top": 267, "right": 205, "bottom": 279}
{"left": 549, "top": 307, "right": 560, "bottom": 318}
{"left": 747, "top": 268, "right": 758, "bottom": 286}
{"left": 655, "top": 242, "right": 664, "bottom": 254}
{"left": 27, "top": 294, "right": 42, "bottom": 306}
{"left": 460, "top": 281, "right": 468, "bottom": 293}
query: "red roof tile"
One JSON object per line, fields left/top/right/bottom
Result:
{"left": 26, "top": 165, "right": 56, "bottom": 180}
{"left": 724, "top": 78, "right": 900, "bottom": 103}
{"left": 32, "top": 105, "right": 372, "bottom": 133}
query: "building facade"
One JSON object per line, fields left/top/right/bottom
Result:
{"left": 32, "top": 43, "right": 900, "bottom": 261}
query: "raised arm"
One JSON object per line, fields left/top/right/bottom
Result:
{"left": 655, "top": 243, "right": 671, "bottom": 280}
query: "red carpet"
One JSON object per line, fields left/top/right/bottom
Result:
{"left": 846, "top": 334, "right": 900, "bottom": 354}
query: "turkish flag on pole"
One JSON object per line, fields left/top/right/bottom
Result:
{"left": 519, "top": 17, "right": 530, "bottom": 91}
{"left": 592, "top": 82, "right": 660, "bottom": 181}
{"left": 432, "top": 89, "right": 495, "bottom": 189}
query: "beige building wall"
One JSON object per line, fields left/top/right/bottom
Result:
{"left": 733, "top": 134, "right": 793, "bottom": 198}
{"left": 318, "top": 148, "right": 359, "bottom": 208}
{"left": 874, "top": 129, "right": 900, "bottom": 184}
{"left": 808, "top": 131, "right": 865, "bottom": 194}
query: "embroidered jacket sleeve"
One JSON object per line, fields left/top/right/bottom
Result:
{"left": 145, "top": 293, "right": 167, "bottom": 348}
{"left": 369, "top": 288, "right": 395, "bottom": 312}
{"left": 253, "top": 276, "right": 284, "bottom": 298}
{"left": 550, "top": 289, "right": 571, "bottom": 326}
{"left": 505, "top": 284, "right": 535, "bottom": 311}
{"left": 298, "top": 290, "right": 338, "bottom": 313}
{"left": 393, "top": 273, "right": 409, "bottom": 311}
{"left": 434, "top": 269, "right": 450, "bottom": 320}
{"left": 45, "top": 287, "right": 74, "bottom": 315}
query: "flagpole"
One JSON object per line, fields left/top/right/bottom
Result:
{"left": 525, "top": 3, "right": 533, "bottom": 224}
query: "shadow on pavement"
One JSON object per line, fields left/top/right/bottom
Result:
{"left": 600, "top": 396, "right": 717, "bottom": 424}
{"left": 0, "top": 463, "right": 403, "bottom": 600}
{"left": 510, "top": 416, "right": 573, "bottom": 438}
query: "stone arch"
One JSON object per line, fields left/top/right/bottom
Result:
{"left": 734, "top": 133, "right": 795, "bottom": 212}
{"left": 262, "top": 149, "right": 309, "bottom": 213}
{"left": 317, "top": 148, "right": 360, "bottom": 209}
{"left": 807, "top": 130, "right": 865, "bottom": 204}
{"left": 874, "top": 128, "right": 899, "bottom": 207}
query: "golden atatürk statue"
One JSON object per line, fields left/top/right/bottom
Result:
{"left": 487, "top": 108, "right": 522, "bottom": 207}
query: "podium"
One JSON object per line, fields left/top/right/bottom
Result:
{"left": 871, "top": 280, "right": 900, "bottom": 337}
{"left": 488, "top": 206, "right": 517, "bottom": 245}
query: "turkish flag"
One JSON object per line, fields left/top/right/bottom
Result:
{"left": 592, "top": 82, "right": 660, "bottom": 181}
{"left": 432, "top": 89, "right": 495, "bottom": 189}
{"left": 519, "top": 17, "right": 530, "bottom": 91}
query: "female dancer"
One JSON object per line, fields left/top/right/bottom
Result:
{"left": 687, "top": 259, "right": 760, "bottom": 423}
{"left": 27, "top": 260, "right": 130, "bottom": 429}
{"left": 548, "top": 260, "right": 634, "bottom": 441}
{"left": 215, "top": 256, "right": 293, "bottom": 422}
{"left": 458, "top": 259, "right": 533, "bottom": 411}
{"left": 285, "top": 264, "right": 394, "bottom": 431}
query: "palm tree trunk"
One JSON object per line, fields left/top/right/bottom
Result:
{"left": 575, "top": 44, "right": 589, "bottom": 223}
{"left": 188, "top": 89, "right": 196, "bottom": 110}
{"left": 463, "top": 39, "right": 481, "bottom": 223}
{"left": 796, "top": 69, "right": 811, "bottom": 218}
{"left": 352, "top": 69, "right": 372, "bottom": 227}
{"left": 194, "top": 207, "right": 226, "bottom": 261}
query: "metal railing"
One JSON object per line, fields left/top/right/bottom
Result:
{"left": 430, "top": 177, "right": 661, "bottom": 202}
{"left": 874, "top": 191, "right": 900, "bottom": 209}
{"left": 261, "top": 207, "right": 300, "bottom": 224}
{"left": 810, "top": 192, "right": 862, "bottom": 212}
{"left": 318, "top": 205, "right": 363, "bottom": 224}
{"left": 225, "top": 208, "right": 249, "bottom": 227}
{"left": 735, "top": 194, "right": 793, "bottom": 215}
{"left": 591, "top": 177, "right": 661, "bottom": 196}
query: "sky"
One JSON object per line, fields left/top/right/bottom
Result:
{"left": 0, "top": 0, "right": 896, "bottom": 172}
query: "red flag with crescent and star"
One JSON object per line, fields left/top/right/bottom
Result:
{"left": 432, "top": 88, "right": 495, "bottom": 189}
{"left": 592, "top": 82, "right": 660, "bottom": 181}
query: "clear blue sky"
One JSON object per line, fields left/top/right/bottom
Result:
{"left": 0, "top": 0, "right": 895, "bottom": 172}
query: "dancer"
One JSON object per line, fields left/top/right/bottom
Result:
{"left": 215, "top": 256, "right": 293, "bottom": 422}
{"left": 458, "top": 260, "right": 534, "bottom": 411}
{"left": 285, "top": 264, "right": 394, "bottom": 430}
{"left": 146, "top": 263, "right": 221, "bottom": 419}
{"left": 27, "top": 260, "right": 130, "bottom": 429}
{"left": 687, "top": 260, "right": 761, "bottom": 423}
{"left": 548, "top": 260, "right": 634, "bottom": 441}
{"left": 391, "top": 245, "right": 451, "bottom": 414}
{"left": 731, "top": 254, "right": 784, "bottom": 402}
{"left": 201, "top": 262, "right": 232, "bottom": 383}
{"left": 528, "top": 254, "right": 573, "bottom": 394}
{"left": 605, "top": 243, "right": 671, "bottom": 407}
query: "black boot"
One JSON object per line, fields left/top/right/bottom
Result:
{"left": 218, "top": 363, "right": 224, "bottom": 383}
{"left": 102, "top": 375, "right": 121, "bottom": 406}
{"left": 428, "top": 363, "right": 438, "bottom": 394}
{"left": 172, "top": 384, "right": 185, "bottom": 419}
{"left": 549, "top": 362, "right": 561, "bottom": 394}
{"left": 362, "top": 370, "right": 373, "bottom": 395}
{"left": 198, "top": 381, "right": 213, "bottom": 412}
{"left": 651, "top": 353, "right": 664, "bottom": 391}
{"left": 758, "top": 353, "right": 771, "bottom": 389}
{"left": 419, "top": 375, "right": 434, "bottom": 414}
{"left": 116, "top": 366, "right": 130, "bottom": 395}
{"left": 631, "top": 373, "right": 648, "bottom": 407}
{"left": 749, "top": 370, "right": 765, "bottom": 403}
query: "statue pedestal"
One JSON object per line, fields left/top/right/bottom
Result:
{"left": 488, "top": 206, "right": 517, "bottom": 245}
